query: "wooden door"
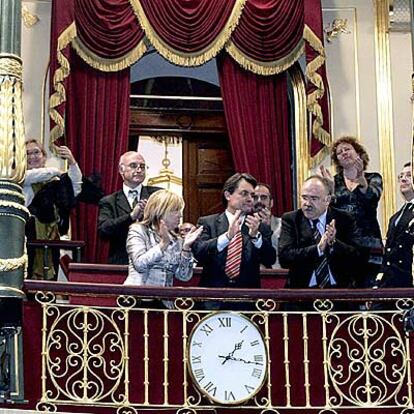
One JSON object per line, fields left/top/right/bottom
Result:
{"left": 183, "top": 134, "right": 234, "bottom": 225}
{"left": 130, "top": 107, "right": 234, "bottom": 224}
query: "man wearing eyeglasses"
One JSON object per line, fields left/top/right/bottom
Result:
{"left": 253, "top": 183, "right": 281, "bottom": 268}
{"left": 98, "top": 151, "right": 161, "bottom": 264}
{"left": 377, "top": 162, "right": 414, "bottom": 287}
{"left": 278, "top": 175, "right": 360, "bottom": 289}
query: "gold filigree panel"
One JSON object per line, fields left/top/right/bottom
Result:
{"left": 35, "top": 293, "right": 414, "bottom": 412}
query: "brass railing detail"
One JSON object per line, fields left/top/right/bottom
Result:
{"left": 33, "top": 290, "right": 414, "bottom": 413}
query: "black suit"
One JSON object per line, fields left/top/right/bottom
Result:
{"left": 381, "top": 203, "right": 414, "bottom": 287}
{"left": 278, "top": 207, "right": 360, "bottom": 288}
{"left": 98, "top": 186, "right": 161, "bottom": 264}
{"left": 192, "top": 212, "right": 276, "bottom": 289}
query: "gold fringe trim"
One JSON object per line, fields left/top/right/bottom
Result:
{"left": 225, "top": 39, "right": 304, "bottom": 76}
{"left": 129, "top": 0, "right": 246, "bottom": 66}
{"left": 309, "top": 144, "right": 330, "bottom": 168}
{"left": 71, "top": 36, "right": 147, "bottom": 72}
{"left": 49, "top": 22, "right": 77, "bottom": 145}
{"left": 303, "top": 24, "right": 332, "bottom": 152}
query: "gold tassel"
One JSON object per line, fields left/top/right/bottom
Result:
{"left": 72, "top": 36, "right": 147, "bottom": 72}
{"left": 225, "top": 39, "right": 304, "bottom": 76}
{"left": 309, "top": 145, "right": 330, "bottom": 168}
{"left": 303, "top": 24, "right": 332, "bottom": 157}
{"left": 49, "top": 22, "right": 77, "bottom": 145}
{"left": 129, "top": 0, "right": 246, "bottom": 66}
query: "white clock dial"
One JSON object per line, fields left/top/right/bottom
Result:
{"left": 188, "top": 312, "right": 267, "bottom": 405}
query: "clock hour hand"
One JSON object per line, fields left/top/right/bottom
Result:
{"left": 219, "top": 340, "right": 244, "bottom": 365}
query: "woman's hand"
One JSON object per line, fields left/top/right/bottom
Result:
{"left": 54, "top": 145, "right": 76, "bottom": 165}
{"left": 320, "top": 165, "right": 334, "bottom": 186}
{"left": 183, "top": 226, "right": 204, "bottom": 250}
{"left": 158, "top": 219, "right": 170, "bottom": 251}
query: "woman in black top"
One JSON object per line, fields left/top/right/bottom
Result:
{"left": 321, "top": 136, "right": 383, "bottom": 287}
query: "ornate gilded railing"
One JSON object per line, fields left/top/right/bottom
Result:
{"left": 22, "top": 281, "right": 414, "bottom": 414}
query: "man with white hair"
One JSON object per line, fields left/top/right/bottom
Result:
{"left": 98, "top": 151, "right": 161, "bottom": 264}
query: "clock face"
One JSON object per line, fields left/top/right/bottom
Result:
{"left": 188, "top": 312, "right": 267, "bottom": 405}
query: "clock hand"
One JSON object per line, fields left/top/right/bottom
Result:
{"left": 218, "top": 355, "right": 263, "bottom": 366}
{"left": 219, "top": 340, "right": 244, "bottom": 365}
{"left": 231, "top": 357, "right": 263, "bottom": 366}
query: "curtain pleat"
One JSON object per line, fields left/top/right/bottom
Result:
{"left": 218, "top": 53, "right": 293, "bottom": 216}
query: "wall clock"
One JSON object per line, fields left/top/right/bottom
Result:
{"left": 188, "top": 311, "right": 268, "bottom": 405}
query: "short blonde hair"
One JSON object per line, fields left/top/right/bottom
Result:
{"left": 25, "top": 139, "right": 47, "bottom": 157}
{"left": 141, "top": 189, "right": 184, "bottom": 227}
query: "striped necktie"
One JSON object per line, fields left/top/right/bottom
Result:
{"left": 225, "top": 231, "right": 243, "bottom": 280}
{"left": 312, "top": 219, "right": 330, "bottom": 288}
{"left": 129, "top": 190, "right": 138, "bottom": 208}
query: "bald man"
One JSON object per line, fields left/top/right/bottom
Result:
{"left": 98, "top": 151, "right": 161, "bottom": 264}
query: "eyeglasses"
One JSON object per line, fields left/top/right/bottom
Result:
{"left": 125, "top": 163, "right": 146, "bottom": 171}
{"left": 26, "top": 149, "right": 42, "bottom": 156}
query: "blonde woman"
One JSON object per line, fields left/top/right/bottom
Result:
{"left": 125, "top": 190, "right": 203, "bottom": 308}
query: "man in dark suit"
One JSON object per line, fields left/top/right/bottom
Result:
{"left": 379, "top": 162, "right": 414, "bottom": 287}
{"left": 192, "top": 173, "right": 276, "bottom": 292}
{"left": 98, "top": 151, "right": 161, "bottom": 264}
{"left": 279, "top": 175, "right": 360, "bottom": 289}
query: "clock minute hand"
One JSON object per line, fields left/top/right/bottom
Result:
{"left": 219, "top": 340, "right": 244, "bottom": 365}
{"left": 231, "top": 356, "right": 263, "bottom": 366}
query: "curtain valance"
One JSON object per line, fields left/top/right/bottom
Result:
{"left": 64, "top": 0, "right": 304, "bottom": 75}
{"left": 226, "top": 0, "right": 304, "bottom": 75}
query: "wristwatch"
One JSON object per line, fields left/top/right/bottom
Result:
{"left": 249, "top": 232, "right": 261, "bottom": 241}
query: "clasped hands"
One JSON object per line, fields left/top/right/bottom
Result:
{"left": 158, "top": 219, "right": 203, "bottom": 252}
{"left": 318, "top": 219, "right": 336, "bottom": 253}
{"left": 227, "top": 209, "right": 262, "bottom": 240}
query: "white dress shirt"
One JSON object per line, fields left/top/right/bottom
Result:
{"left": 123, "top": 183, "right": 142, "bottom": 209}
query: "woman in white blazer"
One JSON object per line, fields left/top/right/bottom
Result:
{"left": 125, "top": 189, "right": 202, "bottom": 308}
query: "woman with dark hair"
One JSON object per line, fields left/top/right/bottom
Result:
{"left": 321, "top": 136, "right": 383, "bottom": 287}
{"left": 24, "top": 139, "right": 83, "bottom": 279}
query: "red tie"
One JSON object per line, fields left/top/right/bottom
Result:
{"left": 225, "top": 231, "right": 243, "bottom": 279}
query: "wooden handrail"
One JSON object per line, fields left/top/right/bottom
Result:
{"left": 23, "top": 280, "right": 414, "bottom": 302}
{"left": 27, "top": 239, "right": 86, "bottom": 249}
{"left": 68, "top": 262, "right": 289, "bottom": 276}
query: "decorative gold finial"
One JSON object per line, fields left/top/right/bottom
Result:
{"left": 22, "top": 5, "right": 40, "bottom": 28}
{"left": 324, "top": 19, "right": 351, "bottom": 43}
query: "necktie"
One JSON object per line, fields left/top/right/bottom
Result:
{"left": 129, "top": 190, "right": 138, "bottom": 208}
{"left": 225, "top": 231, "right": 243, "bottom": 280}
{"left": 312, "top": 219, "right": 330, "bottom": 288}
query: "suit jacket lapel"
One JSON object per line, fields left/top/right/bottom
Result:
{"left": 116, "top": 190, "right": 131, "bottom": 214}
{"left": 298, "top": 211, "right": 314, "bottom": 241}
{"left": 395, "top": 204, "right": 414, "bottom": 234}
{"left": 140, "top": 186, "right": 150, "bottom": 200}
{"left": 215, "top": 212, "right": 229, "bottom": 236}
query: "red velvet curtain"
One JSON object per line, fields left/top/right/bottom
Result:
{"left": 218, "top": 53, "right": 293, "bottom": 216}
{"left": 74, "top": 0, "right": 144, "bottom": 58}
{"left": 50, "top": 0, "right": 131, "bottom": 263}
{"left": 65, "top": 53, "right": 130, "bottom": 263}
{"left": 137, "top": 0, "right": 238, "bottom": 52}
{"left": 230, "top": 0, "right": 303, "bottom": 61}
